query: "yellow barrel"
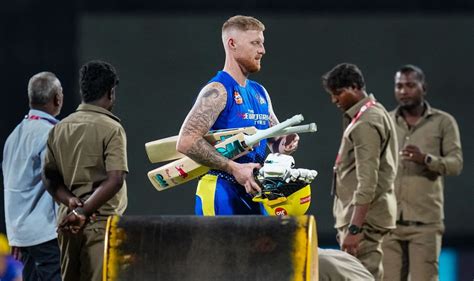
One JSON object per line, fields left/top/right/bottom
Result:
{"left": 104, "top": 215, "right": 318, "bottom": 281}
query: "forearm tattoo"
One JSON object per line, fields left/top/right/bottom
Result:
{"left": 181, "top": 85, "right": 230, "bottom": 171}
{"left": 186, "top": 138, "right": 229, "bottom": 170}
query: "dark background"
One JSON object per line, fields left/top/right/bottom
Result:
{"left": 1, "top": 1, "right": 473, "bottom": 248}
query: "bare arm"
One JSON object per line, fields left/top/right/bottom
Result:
{"left": 43, "top": 131, "right": 79, "bottom": 208}
{"left": 81, "top": 170, "right": 126, "bottom": 215}
{"left": 176, "top": 82, "right": 261, "bottom": 193}
{"left": 42, "top": 168, "right": 76, "bottom": 207}
{"left": 46, "top": 169, "right": 126, "bottom": 234}
{"left": 176, "top": 82, "right": 230, "bottom": 170}
{"left": 43, "top": 168, "right": 126, "bottom": 215}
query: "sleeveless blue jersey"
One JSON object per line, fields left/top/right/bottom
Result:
{"left": 195, "top": 71, "right": 270, "bottom": 215}
{"left": 208, "top": 71, "right": 270, "bottom": 166}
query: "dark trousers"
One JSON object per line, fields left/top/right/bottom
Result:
{"left": 58, "top": 220, "right": 107, "bottom": 281}
{"left": 20, "top": 238, "right": 62, "bottom": 281}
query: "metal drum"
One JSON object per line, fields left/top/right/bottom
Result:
{"left": 103, "top": 215, "right": 318, "bottom": 281}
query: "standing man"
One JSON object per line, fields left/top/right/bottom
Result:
{"left": 2, "top": 72, "right": 63, "bottom": 281}
{"left": 322, "top": 63, "right": 398, "bottom": 280}
{"left": 176, "top": 15, "right": 299, "bottom": 215}
{"left": 43, "top": 60, "right": 128, "bottom": 281}
{"left": 382, "top": 65, "right": 463, "bottom": 281}
{"left": 176, "top": 18, "right": 374, "bottom": 281}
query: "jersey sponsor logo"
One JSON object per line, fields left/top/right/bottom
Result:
{"left": 234, "top": 91, "right": 243, "bottom": 105}
{"left": 216, "top": 139, "right": 246, "bottom": 159}
{"left": 175, "top": 165, "right": 189, "bottom": 179}
{"left": 300, "top": 195, "right": 311, "bottom": 204}
{"left": 275, "top": 207, "right": 288, "bottom": 216}
{"left": 154, "top": 174, "right": 169, "bottom": 187}
{"left": 238, "top": 111, "right": 270, "bottom": 126}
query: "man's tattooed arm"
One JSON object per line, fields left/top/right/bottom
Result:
{"left": 177, "top": 82, "right": 231, "bottom": 171}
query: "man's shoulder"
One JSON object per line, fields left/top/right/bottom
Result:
{"left": 361, "top": 103, "right": 390, "bottom": 123}
{"left": 59, "top": 110, "right": 123, "bottom": 129}
{"left": 51, "top": 113, "right": 125, "bottom": 145}
{"left": 430, "top": 107, "right": 456, "bottom": 121}
{"left": 5, "top": 119, "right": 52, "bottom": 145}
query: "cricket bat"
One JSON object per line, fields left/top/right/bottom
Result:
{"left": 145, "top": 127, "right": 257, "bottom": 163}
{"left": 147, "top": 114, "right": 316, "bottom": 191}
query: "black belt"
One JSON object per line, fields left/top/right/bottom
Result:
{"left": 396, "top": 220, "right": 424, "bottom": 226}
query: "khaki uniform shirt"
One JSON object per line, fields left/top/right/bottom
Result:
{"left": 390, "top": 102, "right": 463, "bottom": 223}
{"left": 333, "top": 94, "right": 398, "bottom": 229}
{"left": 44, "top": 104, "right": 128, "bottom": 223}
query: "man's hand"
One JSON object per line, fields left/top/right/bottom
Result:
{"left": 229, "top": 162, "right": 262, "bottom": 194}
{"left": 341, "top": 233, "right": 363, "bottom": 256}
{"left": 58, "top": 211, "right": 87, "bottom": 234}
{"left": 400, "top": 144, "right": 426, "bottom": 164}
{"left": 275, "top": 134, "right": 299, "bottom": 155}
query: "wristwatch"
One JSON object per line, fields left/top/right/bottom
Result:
{"left": 72, "top": 207, "right": 86, "bottom": 218}
{"left": 348, "top": 224, "right": 362, "bottom": 235}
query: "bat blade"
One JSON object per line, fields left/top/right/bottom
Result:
{"left": 148, "top": 133, "right": 249, "bottom": 191}
{"left": 145, "top": 127, "right": 257, "bottom": 163}
{"left": 148, "top": 114, "right": 313, "bottom": 191}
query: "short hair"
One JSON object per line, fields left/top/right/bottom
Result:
{"left": 322, "top": 63, "right": 365, "bottom": 92}
{"left": 28, "top": 72, "right": 61, "bottom": 105}
{"left": 397, "top": 64, "right": 426, "bottom": 85}
{"left": 222, "top": 15, "right": 265, "bottom": 33}
{"left": 79, "top": 60, "right": 119, "bottom": 103}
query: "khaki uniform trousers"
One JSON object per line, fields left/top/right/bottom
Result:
{"left": 58, "top": 220, "right": 107, "bottom": 281}
{"left": 319, "top": 248, "right": 375, "bottom": 281}
{"left": 338, "top": 224, "right": 389, "bottom": 281}
{"left": 382, "top": 222, "right": 444, "bottom": 281}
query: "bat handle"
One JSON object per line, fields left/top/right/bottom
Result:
{"left": 244, "top": 114, "right": 304, "bottom": 146}
{"left": 265, "top": 123, "right": 317, "bottom": 139}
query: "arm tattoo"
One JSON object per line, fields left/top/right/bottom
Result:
{"left": 181, "top": 86, "right": 223, "bottom": 137}
{"left": 180, "top": 84, "right": 230, "bottom": 171}
{"left": 186, "top": 138, "right": 229, "bottom": 170}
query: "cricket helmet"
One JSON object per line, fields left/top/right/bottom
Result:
{"left": 253, "top": 180, "right": 311, "bottom": 216}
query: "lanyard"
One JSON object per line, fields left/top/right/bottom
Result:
{"left": 334, "top": 100, "right": 376, "bottom": 166}
{"left": 331, "top": 99, "right": 376, "bottom": 196}
{"left": 25, "top": 114, "right": 58, "bottom": 125}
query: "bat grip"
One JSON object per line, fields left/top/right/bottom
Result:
{"left": 265, "top": 123, "right": 317, "bottom": 139}
{"left": 244, "top": 114, "right": 304, "bottom": 146}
